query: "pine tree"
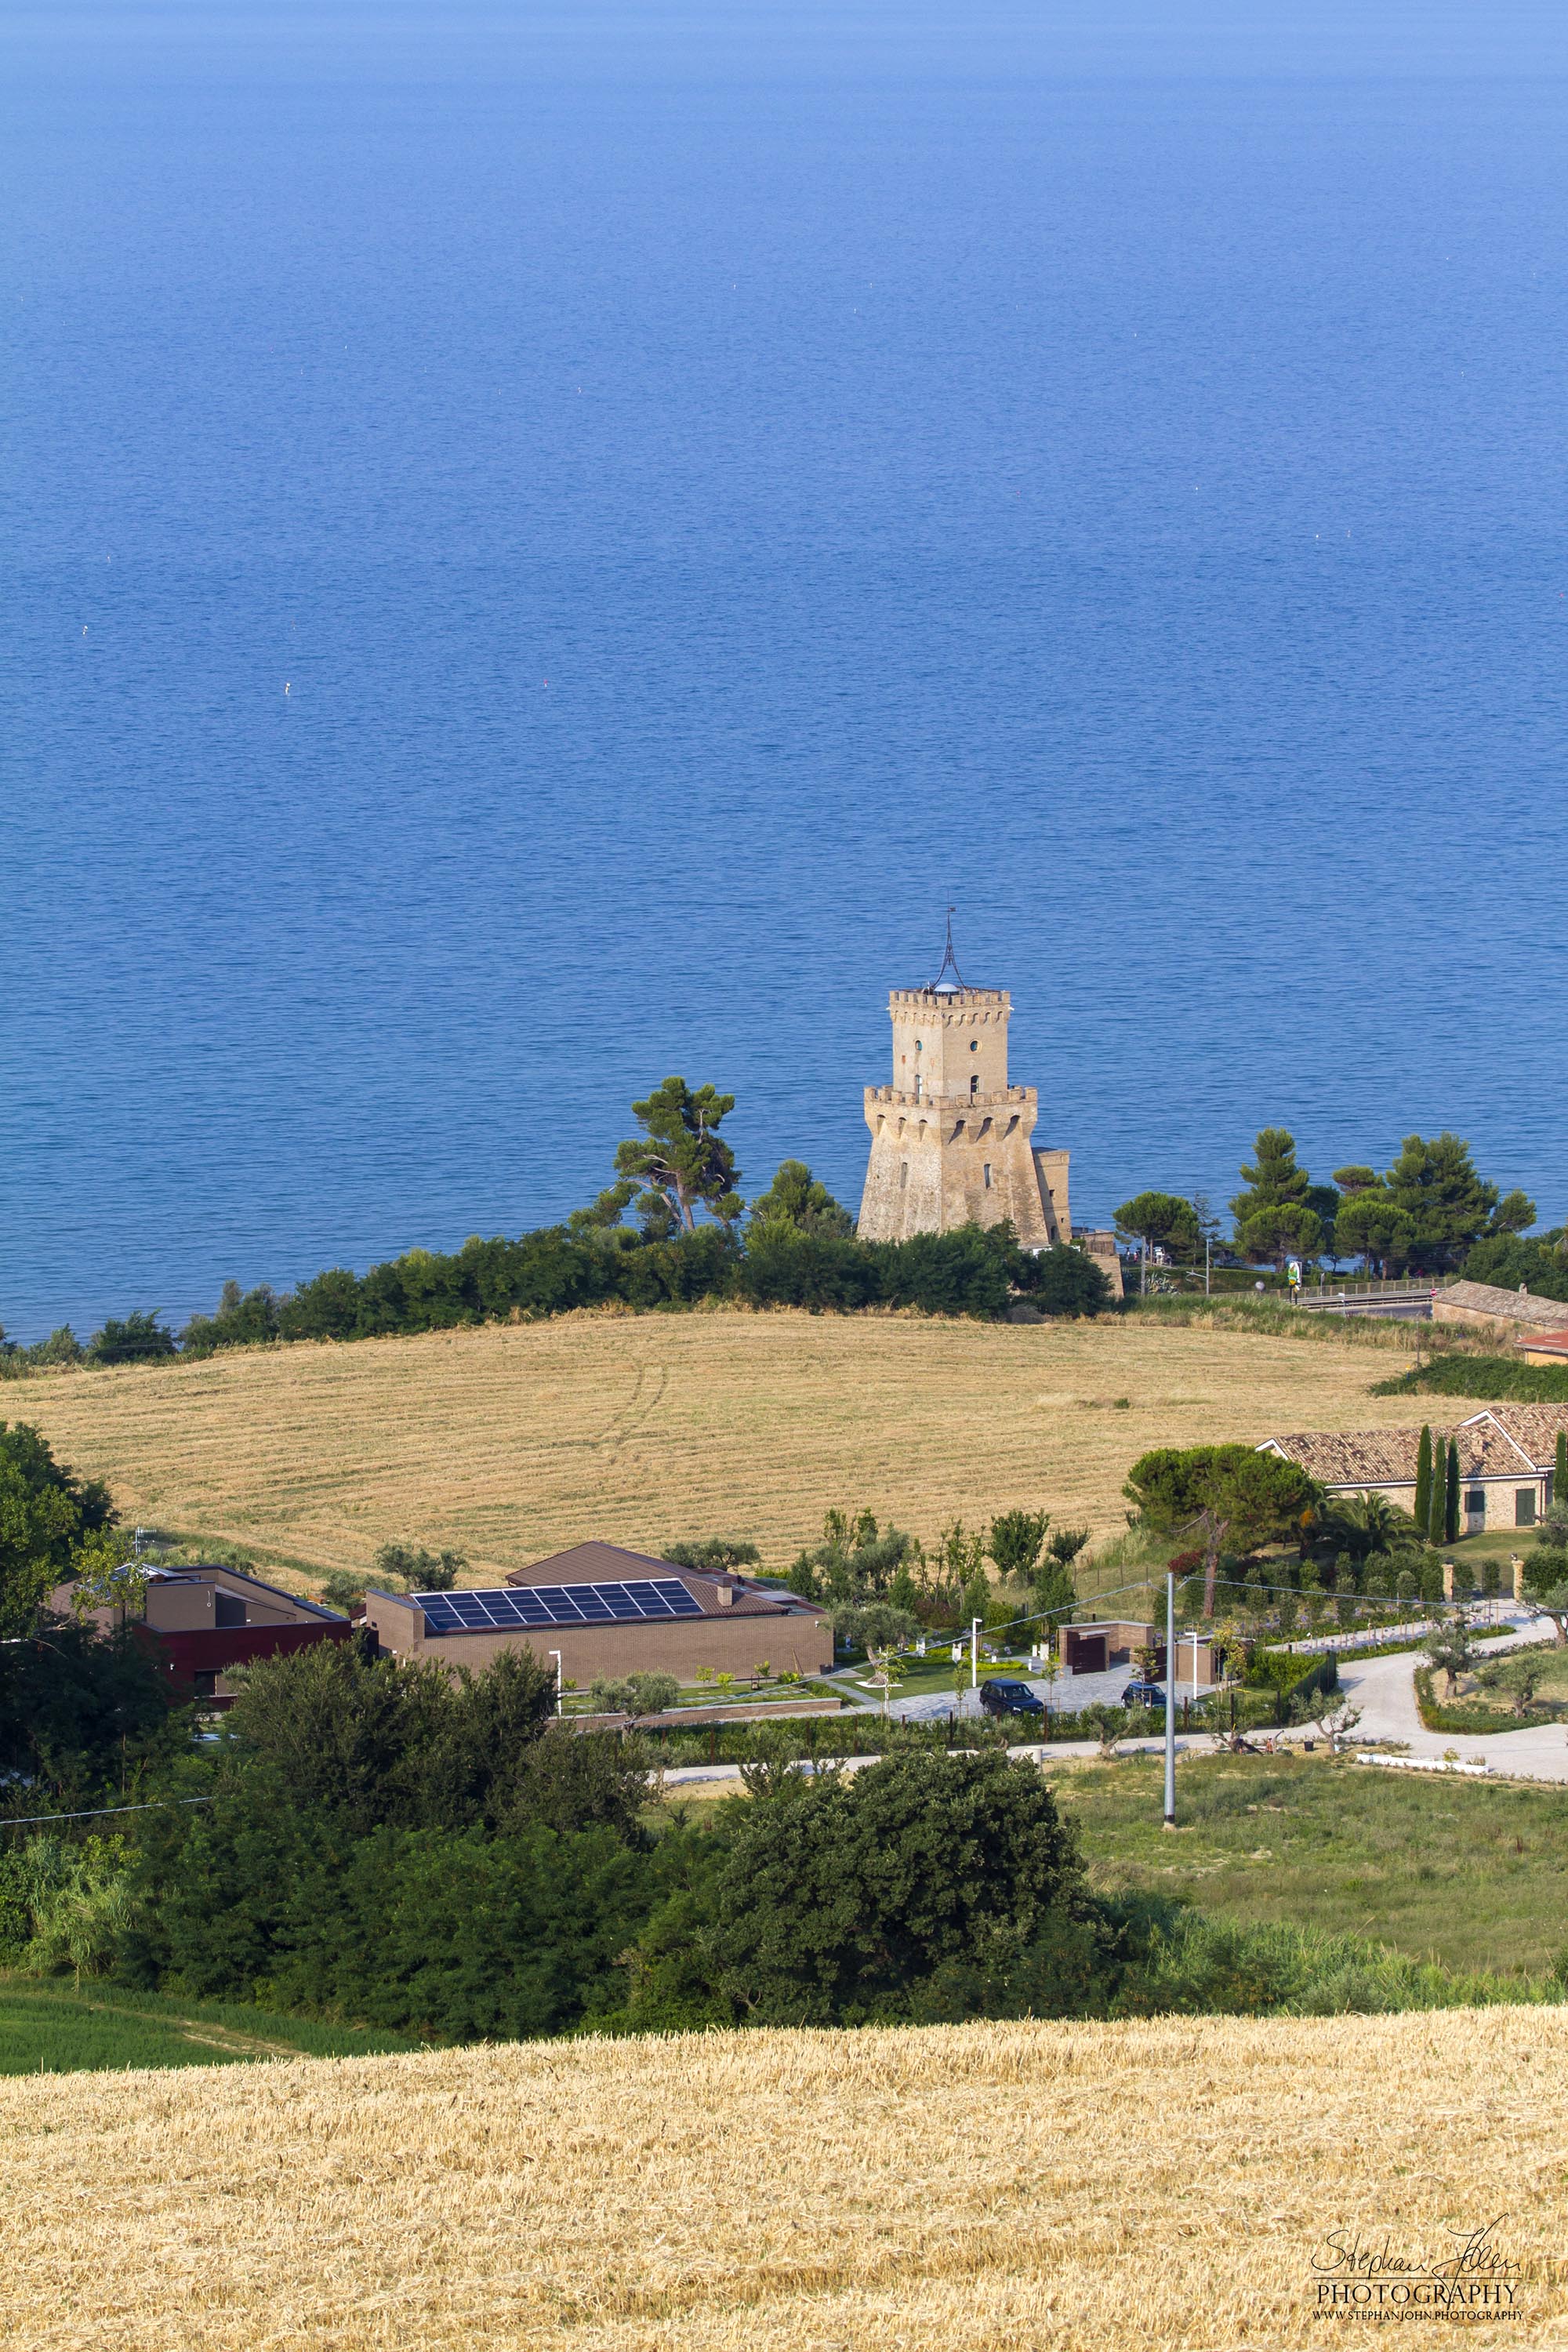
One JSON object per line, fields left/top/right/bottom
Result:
{"left": 1428, "top": 1436, "right": 1448, "bottom": 1548}
{"left": 1381, "top": 1132, "right": 1526, "bottom": 1274}
{"left": 1414, "top": 1425, "right": 1432, "bottom": 1533}
{"left": 1555, "top": 1429, "right": 1567, "bottom": 1510}
{"left": 1445, "top": 1437, "right": 1461, "bottom": 1544}
{"left": 1229, "top": 1129, "right": 1323, "bottom": 1268}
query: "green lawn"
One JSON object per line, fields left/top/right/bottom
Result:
{"left": 0, "top": 1976, "right": 423, "bottom": 2075}
{"left": 848, "top": 1650, "right": 1050, "bottom": 1703}
{"left": 1056, "top": 1750, "right": 1568, "bottom": 1978}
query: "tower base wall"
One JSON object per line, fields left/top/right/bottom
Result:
{"left": 858, "top": 1087, "right": 1062, "bottom": 1248}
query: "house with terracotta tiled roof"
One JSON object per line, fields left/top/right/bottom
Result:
{"left": 1258, "top": 1405, "right": 1568, "bottom": 1535}
{"left": 1432, "top": 1281, "right": 1568, "bottom": 1338}
{"left": 1515, "top": 1328, "right": 1568, "bottom": 1366}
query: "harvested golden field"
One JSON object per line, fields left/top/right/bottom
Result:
{"left": 15, "top": 1308, "right": 1428, "bottom": 1587}
{"left": 4, "top": 2011, "right": 1561, "bottom": 2350}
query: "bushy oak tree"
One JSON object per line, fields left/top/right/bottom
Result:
{"left": 1, "top": 1421, "right": 116, "bottom": 1636}
{"left": 748, "top": 1160, "right": 853, "bottom": 1240}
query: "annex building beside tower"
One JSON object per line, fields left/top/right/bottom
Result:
{"left": 857, "top": 927, "right": 1120, "bottom": 1295}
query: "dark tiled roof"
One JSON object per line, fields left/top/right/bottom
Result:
{"left": 149, "top": 1565, "right": 345, "bottom": 1622}
{"left": 506, "top": 1540, "right": 675, "bottom": 1587}
{"left": 504, "top": 1541, "right": 824, "bottom": 1621}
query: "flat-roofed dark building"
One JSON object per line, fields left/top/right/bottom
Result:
{"left": 53, "top": 1564, "right": 351, "bottom": 1706}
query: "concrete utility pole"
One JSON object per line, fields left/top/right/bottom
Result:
{"left": 548, "top": 1651, "right": 563, "bottom": 1716}
{"left": 1163, "top": 1567, "right": 1177, "bottom": 1830}
{"left": 971, "top": 1617, "right": 981, "bottom": 1690}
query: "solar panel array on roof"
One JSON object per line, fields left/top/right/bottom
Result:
{"left": 417, "top": 1580, "right": 704, "bottom": 1635}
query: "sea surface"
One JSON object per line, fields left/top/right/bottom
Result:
{"left": 5, "top": 4, "right": 1568, "bottom": 1338}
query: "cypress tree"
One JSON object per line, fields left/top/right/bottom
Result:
{"left": 1445, "top": 1436, "right": 1461, "bottom": 1544}
{"left": 1414, "top": 1425, "right": 1432, "bottom": 1534}
{"left": 1555, "top": 1429, "right": 1567, "bottom": 1510}
{"left": 1428, "top": 1436, "right": 1447, "bottom": 1548}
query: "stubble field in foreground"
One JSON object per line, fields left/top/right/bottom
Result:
{"left": 15, "top": 1308, "right": 1426, "bottom": 1587}
{"left": 5, "top": 2011, "right": 1562, "bottom": 2351}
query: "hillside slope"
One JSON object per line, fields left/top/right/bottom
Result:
{"left": 4, "top": 2010, "right": 1558, "bottom": 2350}
{"left": 13, "top": 1308, "right": 1431, "bottom": 1584}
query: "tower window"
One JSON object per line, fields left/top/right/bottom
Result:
{"left": 970, "top": 1073, "right": 978, "bottom": 1098}
{"left": 970, "top": 1040, "right": 978, "bottom": 1051}
{"left": 983, "top": 1163, "right": 993, "bottom": 1189}
{"left": 899, "top": 1161, "right": 909, "bottom": 1189}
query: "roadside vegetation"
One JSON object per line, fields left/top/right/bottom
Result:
{"left": 6, "top": 1420, "right": 1568, "bottom": 2078}
{"left": 5, "top": 1631, "right": 1566, "bottom": 2074}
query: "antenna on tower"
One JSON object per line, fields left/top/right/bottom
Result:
{"left": 930, "top": 906, "right": 964, "bottom": 996}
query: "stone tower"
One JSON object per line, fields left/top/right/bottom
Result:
{"left": 856, "top": 923, "right": 1071, "bottom": 1248}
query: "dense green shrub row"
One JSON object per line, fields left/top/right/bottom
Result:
{"left": 1373, "top": 1353, "right": 1568, "bottom": 1403}
{"left": 167, "top": 1224, "right": 1109, "bottom": 1358}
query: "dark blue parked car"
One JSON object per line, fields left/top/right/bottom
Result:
{"left": 979, "top": 1678, "right": 1045, "bottom": 1718}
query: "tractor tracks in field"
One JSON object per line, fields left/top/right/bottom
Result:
{"left": 589, "top": 1361, "right": 669, "bottom": 1455}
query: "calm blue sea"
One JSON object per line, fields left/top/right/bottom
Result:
{"left": 5, "top": 4, "right": 1568, "bottom": 1338}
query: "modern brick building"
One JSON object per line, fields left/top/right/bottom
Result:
{"left": 56, "top": 1563, "right": 351, "bottom": 1705}
{"left": 363, "top": 1540, "right": 834, "bottom": 1685}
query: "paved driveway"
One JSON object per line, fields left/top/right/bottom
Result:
{"left": 1338, "top": 1621, "right": 1568, "bottom": 1783}
{"left": 763, "top": 1621, "right": 1568, "bottom": 1787}
{"left": 880, "top": 1661, "right": 1214, "bottom": 1726}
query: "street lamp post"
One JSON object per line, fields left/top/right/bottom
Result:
{"left": 1163, "top": 1567, "right": 1177, "bottom": 1831}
